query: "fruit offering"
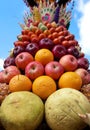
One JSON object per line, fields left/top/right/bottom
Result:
{"left": 0, "top": 0, "right": 90, "bottom": 130}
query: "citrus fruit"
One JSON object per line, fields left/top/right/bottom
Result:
{"left": 45, "top": 88, "right": 90, "bottom": 130}
{"left": 35, "top": 49, "right": 54, "bottom": 66}
{"left": 9, "top": 74, "right": 32, "bottom": 92}
{"left": 32, "top": 75, "right": 57, "bottom": 100}
{"left": 58, "top": 72, "right": 82, "bottom": 90}
{"left": 0, "top": 91, "right": 44, "bottom": 130}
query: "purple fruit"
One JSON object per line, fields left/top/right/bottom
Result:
{"left": 77, "top": 57, "right": 89, "bottom": 70}
{"left": 25, "top": 42, "right": 39, "bottom": 56}
{"left": 39, "top": 38, "right": 54, "bottom": 50}
{"left": 52, "top": 44, "right": 67, "bottom": 61}
{"left": 13, "top": 46, "right": 25, "bottom": 57}
{"left": 67, "top": 46, "right": 79, "bottom": 58}
{"left": 3, "top": 57, "right": 15, "bottom": 68}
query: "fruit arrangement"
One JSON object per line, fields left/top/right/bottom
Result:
{"left": 0, "top": 0, "right": 90, "bottom": 130}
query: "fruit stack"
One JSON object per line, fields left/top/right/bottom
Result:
{"left": 0, "top": 0, "right": 90, "bottom": 130}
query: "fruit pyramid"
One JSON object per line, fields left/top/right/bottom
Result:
{"left": 0, "top": 0, "right": 90, "bottom": 129}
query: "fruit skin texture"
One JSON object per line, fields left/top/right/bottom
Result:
{"left": 25, "top": 61, "right": 44, "bottom": 80}
{"left": 35, "top": 49, "right": 54, "bottom": 66}
{"left": 3, "top": 56, "right": 15, "bottom": 68}
{"left": 32, "top": 75, "right": 57, "bottom": 100}
{"left": 15, "top": 52, "right": 34, "bottom": 70}
{"left": 0, "top": 91, "right": 44, "bottom": 130}
{"left": 25, "top": 42, "right": 39, "bottom": 56}
{"left": 0, "top": 66, "right": 20, "bottom": 84}
{"left": 9, "top": 74, "right": 32, "bottom": 92}
{"left": 75, "top": 68, "right": 90, "bottom": 85}
{"left": 59, "top": 54, "right": 78, "bottom": 71}
{"left": 45, "top": 88, "right": 90, "bottom": 130}
{"left": 58, "top": 72, "right": 82, "bottom": 90}
{"left": 39, "top": 38, "right": 54, "bottom": 50}
{"left": 77, "top": 57, "right": 89, "bottom": 70}
{"left": 52, "top": 44, "right": 67, "bottom": 60}
{"left": 13, "top": 45, "right": 25, "bottom": 57}
{"left": 45, "top": 61, "right": 64, "bottom": 80}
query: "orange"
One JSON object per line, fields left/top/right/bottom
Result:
{"left": 32, "top": 75, "right": 57, "bottom": 100}
{"left": 35, "top": 49, "right": 54, "bottom": 66}
{"left": 58, "top": 72, "right": 82, "bottom": 90}
{"left": 9, "top": 74, "right": 32, "bottom": 92}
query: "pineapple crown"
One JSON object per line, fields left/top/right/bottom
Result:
{"left": 21, "top": 0, "right": 75, "bottom": 29}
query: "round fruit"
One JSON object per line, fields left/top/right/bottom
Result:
{"left": 0, "top": 91, "right": 44, "bottom": 130}
{"left": 45, "top": 88, "right": 90, "bottom": 130}
{"left": 9, "top": 74, "right": 32, "bottom": 92}
{"left": 32, "top": 75, "right": 57, "bottom": 100}
{"left": 25, "top": 61, "right": 44, "bottom": 80}
{"left": 58, "top": 72, "right": 82, "bottom": 90}
{"left": 15, "top": 52, "right": 34, "bottom": 70}
{"left": 35, "top": 49, "right": 54, "bottom": 66}
{"left": 3, "top": 56, "right": 15, "bottom": 68}
{"left": 45, "top": 61, "right": 64, "bottom": 80}
{"left": 59, "top": 54, "right": 78, "bottom": 71}
{"left": 52, "top": 44, "right": 67, "bottom": 60}
{"left": 39, "top": 38, "right": 54, "bottom": 50}
{"left": 25, "top": 42, "right": 39, "bottom": 56}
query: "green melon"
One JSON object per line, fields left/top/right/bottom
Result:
{"left": 0, "top": 91, "right": 44, "bottom": 130}
{"left": 45, "top": 88, "right": 90, "bottom": 130}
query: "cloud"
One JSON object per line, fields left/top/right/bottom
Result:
{"left": 0, "top": 59, "right": 4, "bottom": 71}
{"left": 76, "top": 0, "right": 90, "bottom": 55}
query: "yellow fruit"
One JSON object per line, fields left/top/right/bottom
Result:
{"left": 32, "top": 75, "right": 57, "bottom": 100}
{"left": 58, "top": 72, "right": 82, "bottom": 90}
{"left": 45, "top": 88, "right": 90, "bottom": 130}
{"left": 35, "top": 49, "right": 54, "bottom": 66}
{"left": 9, "top": 74, "right": 32, "bottom": 92}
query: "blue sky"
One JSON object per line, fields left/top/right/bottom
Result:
{"left": 0, "top": 0, "right": 90, "bottom": 70}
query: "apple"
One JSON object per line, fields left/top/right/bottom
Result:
{"left": 77, "top": 57, "right": 89, "bottom": 70}
{"left": 13, "top": 46, "right": 25, "bottom": 57}
{"left": 0, "top": 66, "right": 20, "bottom": 84}
{"left": 3, "top": 56, "right": 15, "bottom": 68}
{"left": 52, "top": 44, "right": 67, "bottom": 61}
{"left": 59, "top": 54, "right": 78, "bottom": 71}
{"left": 75, "top": 68, "right": 90, "bottom": 85}
{"left": 15, "top": 52, "right": 34, "bottom": 70}
{"left": 39, "top": 38, "right": 54, "bottom": 50}
{"left": 45, "top": 61, "right": 64, "bottom": 80}
{"left": 67, "top": 46, "right": 79, "bottom": 58}
{"left": 25, "top": 42, "right": 39, "bottom": 56}
{"left": 25, "top": 61, "right": 44, "bottom": 80}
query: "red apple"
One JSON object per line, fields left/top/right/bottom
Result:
{"left": 75, "top": 68, "right": 90, "bottom": 85}
{"left": 45, "top": 61, "right": 64, "bottom": 80}
{"left": 15, "top": 52, "right": 34, "bottom": 70}
{"left": 77, "top": 57, "right": 89, "bottom": 70}
{"left": 13, "top": 46, "right": 25, "bottom": 57}
{"left": 25, "top": 61, "right": 44, "bottom": 80}
{"left": 67, "top": 46, "right": 79, "bottom": 58}
{"left": 0, "top": 66, "right": 20, "bottom": 84}
{"left": 52, "top": 44, "right": 67, "bottom": 61}
{"left": 59, "top": 54, "right": 78, "bottom": 71}
{"left": 25, "top": 42, "right": 39, "bottom": 56}
{"left": 3, "top": 56, "right": 15, "bottom": 68}
{"left": 39, "top": 38, "right": 54, "bottom": 50}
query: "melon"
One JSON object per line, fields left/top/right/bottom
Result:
{"left": 0, "top": 91, "right": 44, "bottom": 130}
{"left": 45, "top": 88, "right": 90, "bottom": 130}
